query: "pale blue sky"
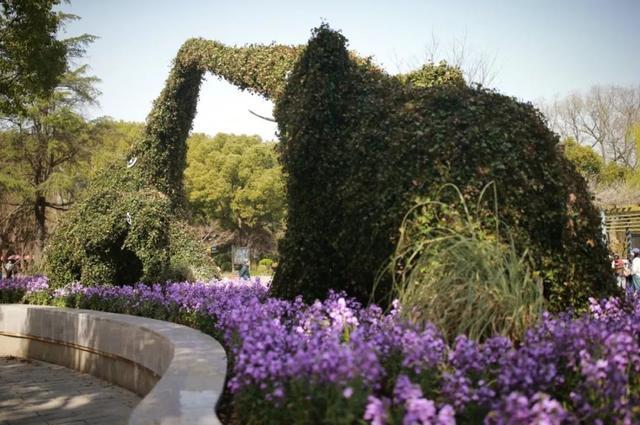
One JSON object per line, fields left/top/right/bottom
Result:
{"left": 60, "top": 0, "right": 640, "bottom": 140}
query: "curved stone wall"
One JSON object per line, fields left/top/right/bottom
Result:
{"left": 0, "top": 304, "right": 226, "bottom": 425}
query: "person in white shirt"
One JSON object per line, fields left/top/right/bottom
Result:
{"left": 631, "top": 249, "right": 640, "bottom": 292}
{"left": 2, "top": 258, "right": 16, "bottom": 279}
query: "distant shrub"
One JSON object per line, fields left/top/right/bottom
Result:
{"left": 213, "top": 250, "right": 233, "bottom": 273}
{"left": 259, "top": 258, "right": 274, "bottom": 268}
{"left": 168, "top": 222, "right": 220, "bottom": 281}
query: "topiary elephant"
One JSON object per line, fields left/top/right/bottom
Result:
{"left": 46, "top": 25, "right": 614, "bottom": 312}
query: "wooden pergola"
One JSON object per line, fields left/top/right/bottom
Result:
{"left": 602, "top": 205, "right": 640, "bottom": 255}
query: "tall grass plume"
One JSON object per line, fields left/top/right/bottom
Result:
{"left": 384, "top": 182, "right": 545, "bottom": 343}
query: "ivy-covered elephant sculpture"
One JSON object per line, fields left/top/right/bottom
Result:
{"left": 46, "top": 25, "right": 615, "bottom": 312}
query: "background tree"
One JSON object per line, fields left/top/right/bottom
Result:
{"left": 0, "top": 0, "right": 67, "bottom": 114}
{"left": 0, "top": 12, "right": 99, "bottom": 256}
{"left": 561, "top": 137, "right": 603, "bottom": 182}
{"left": 185, "top": 133, "right": 285, "bottom": 258}
{"left": 544, "top": 85, "right": 640, "bottom": 167}
{"left": 393, "top": 33, "right": 498, "bottom": 87}
{"left": 549, "top": 90, "right": 640, "bottom": 208}
{"left": 422, "top": 33, "right": 498, "bottom": 87}
{"left": 0, "top": 0, "right": 69, "bottom": 256}
{"left": 0, "top": 65, "right": 101, "bottom": 255}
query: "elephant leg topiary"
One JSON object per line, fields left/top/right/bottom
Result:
{"left": 46, "top": 24, "right": 615, "bottom": 311}
{"left": 46, "top": 168, "right": 173, "bottom": 285}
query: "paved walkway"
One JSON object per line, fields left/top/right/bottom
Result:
{"left": 0, "top": 357, "right": 140, "bottom": 425}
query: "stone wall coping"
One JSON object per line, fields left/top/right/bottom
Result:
{"left": 0, "top": 304, "right": 227, "bottom": 425}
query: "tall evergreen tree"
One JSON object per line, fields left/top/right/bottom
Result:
{"left": 0, "top": 4, "right": 98, "bottom": 255}
{"left": 0, "top": 0, "right": 68, "bottom": 114}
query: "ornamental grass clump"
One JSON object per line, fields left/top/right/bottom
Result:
{"left": 388, "top": 184, "right": 545, "bottom": 343}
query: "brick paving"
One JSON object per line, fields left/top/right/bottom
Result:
{"left": 0, "top": 357, "right": 140, "bottom": 425}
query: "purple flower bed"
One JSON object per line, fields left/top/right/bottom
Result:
{"left": 1, "top": 276, "right": 639, "bottom": 424}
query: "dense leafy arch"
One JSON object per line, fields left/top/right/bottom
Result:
{"left": 46, "top": 25, "right": 614, "bottom": 311}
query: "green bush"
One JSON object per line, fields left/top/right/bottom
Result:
{"left": 387, "top": 184, "right": 545, "bottom": 343}
{"left": 259, "top": 258, "right": 273, "bottom": 268}
{"left": 270, "top": 25, "right": 616, "bottom": 311}
{"left": 562, "top": 137, "right": 603, "bottom": 181}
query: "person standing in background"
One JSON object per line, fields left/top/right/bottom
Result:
{"left": 2, "top": 257, "right": 16, "bottom": 279}
{"left": 239, "top": 259, "right": 251, "bottom": 280}
{"left": 613, "top": 254, "right": 626, "bottom": 289}
{"left": 631, "top": 249, "right": 640, "bottom": 292}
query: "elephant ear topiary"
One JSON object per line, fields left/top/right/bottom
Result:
{"left": 269, "top": 25, "right": 616, "bottom": 311}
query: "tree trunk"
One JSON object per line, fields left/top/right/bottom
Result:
{"left": 34, "top": 194, "right": 47, "bottom": 255}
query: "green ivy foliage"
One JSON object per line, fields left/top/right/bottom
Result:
{"left": 270, "top": 25, "right": 616, "bottom": 311}
{"left": 45, "top": 45, "right": 219, "bottom": 285}
{"left": 45, "top": 38, "right": 297, "bottom": 286}
{"left": 397, "top": 61, "right": 465, "bottom": 89}
{"left": 46, "top": 24, "right": 615, "bottom": 310}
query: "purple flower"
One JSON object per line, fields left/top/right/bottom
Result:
{"left": 404, "top": 397, "right": 436, "bottom": 424}
{"left": 485, "top": 392, "right": 573, "bottom": 425}
{"left": 364, "top": 396, "right": 389, "bottom": 425}
{"left": 2, "top": 276, "right": 640, "bottom": 423}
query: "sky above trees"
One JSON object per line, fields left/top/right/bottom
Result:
{"left": 59, "top": 0, "right": 640, "bottom": 141}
